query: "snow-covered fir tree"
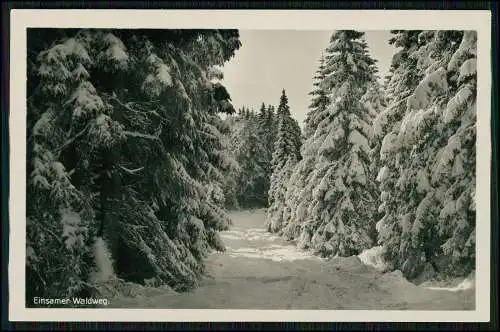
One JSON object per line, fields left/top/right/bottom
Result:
{"left": 26, "top": 28, "right": 241, "bottom": 303}
{"left": 303, "top": 53, "right": 330, "bottom": 139}
{"left": 376, "top": 30, "right": 477, "bottom": 279}
{"left": 266, "top": 89, "right": 302, "bottom": 232}
{"left": 373, "top": 31, "right": 423, "bottom": 139}
{"left": 279, "top": 90, "right": 302, "bottom": 162}
{"left": 276, "top": 55, "right": 334, "bottom": 241}
{"left": 358, "top": 77, "right": 388, "bottom": 231}
{"left": 361, "top": 78, "right": 388, "bottom": 178}
{"left": 276, "top": 31, "right": 380, "bottom": 258}
{"left": 373, "top": 30, "right": 429, "bottom": 277}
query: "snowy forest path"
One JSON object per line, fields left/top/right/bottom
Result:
{"left": 109, "top": 209, "right": 475, "bottom": 310}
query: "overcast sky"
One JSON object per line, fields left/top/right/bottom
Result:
{"left": 221, "top": 30, "right": 396, "bottom": 128}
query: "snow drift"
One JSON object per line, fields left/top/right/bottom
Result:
{"left": 357, "top": 245, "right": 388, "bottom": 272}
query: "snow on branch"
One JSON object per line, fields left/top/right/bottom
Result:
{"left": 407, "top": 67, "right": 448, "bottom": 111}
{"left": 119, "top": 165, "right": 145, "bottom": 175}
{"left": 123, "top": 130, "right": 160, "bottom": 141}
{"left": 107, "top": 92, "right": 170, "bottom": 125}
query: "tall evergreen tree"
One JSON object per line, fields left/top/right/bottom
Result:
{"left": 275, "top": 90, "right": 302, "bottom": 162}
{"left": 372, "top": 30, "right": 426, "bottom": 277}
{"left": 270, "top": 90, "right": 302, "bottom": 173}
{"left": 373, "top": 30, "right": 422, "bottom": 274}
{"left": 359, "top": 78, "right": 387, "bottom": 239}
{"left": 266, "top": 90, "right": 302, "bottom": 232}
{"left": 361, "top": 79, "right": 387, "bottom": 177}
{"left": 373, "top": 30, "right": 423, "bottom": 139}
{"left": 376, "top": 30, "right": 477, "bottom": 279}
{"left": 276, "top": 31, "right": 379, "bottom": 257}
{"left": 26, "top": 28, "right": 241, "bottom": 304}
{"left": 304, "top": 53, "right": 330, "bottom": 139}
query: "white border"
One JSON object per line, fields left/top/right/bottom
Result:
{"left": 9, "top": 9, "right": 492, "bottom": 322}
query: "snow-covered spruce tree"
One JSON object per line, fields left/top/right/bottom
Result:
{"left": 371, "top": 31, "right": 425, "bottom": 275}
{"left": 266, "top": 90, "right": 302, "bottom": 232}
{"left": 27, "top": 29, "right": 118, "bottom": 304}
{"left": 279, "top": 55, "right": 331, "bottom": 241}
{"left": 303, "top": 53, "right": 330, "bottom": 140}
{"left": 279, "top": 31, "right": 380, "bottom": 257}
{"left": 435, "top": 31, "right": 477, "bottom": 276}
{"left": 377, "top": 30, "right": 477, "bottom": 279}
{"left": 278, "top": 55, "right": 332, "bottom": 240}
{"left": 361, "top": 78, "right": 387, "bottom": 184}
{"left": 26, "top": 29, "right": 241, "bottom": 303}
{"left": 372, "top": 30, "right": 423, "bottom": 155}
{"left": 378, "top": 30, "right": 449, "bottom": 278}
{"left": 359, "top": 76, "right": 387, "bottom": 239}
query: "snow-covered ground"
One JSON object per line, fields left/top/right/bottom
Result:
{"left": 109, "top": 209, "right": 475, "bottom": 309}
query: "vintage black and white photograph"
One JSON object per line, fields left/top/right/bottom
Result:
{"left": 9, "top": 9, "right": 492, "bottom": 322}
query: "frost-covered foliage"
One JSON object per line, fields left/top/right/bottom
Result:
{"left": 266, "top": 90, "right": 303, "bottom": 232}
{"left": 376, "top": 30, "right": 476, "bottom": 279}
{"left": 361, "top": 79, "right": 388, "bottom": 178}
{"left": 222, "top": 104, "right": 277, "bottom": 209}
{"left": 270, "top": 31, "right": 379, "bottom": 258}
{"left": 26, "top": 28, "right": 241, "bottom": 303}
